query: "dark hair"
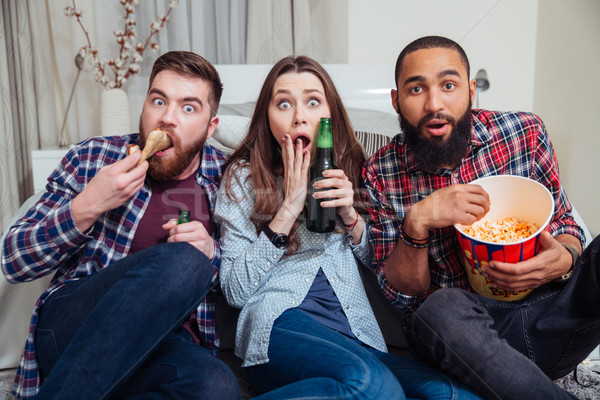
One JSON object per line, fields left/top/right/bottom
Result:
{"left": 223, "top": 56, "right": 365, "bottom": 253}
{"left": 394, "top": 36, "right": 470, "bottom": 88}
{"left": 149, "top": 51, "right": 223, "bottom": 117}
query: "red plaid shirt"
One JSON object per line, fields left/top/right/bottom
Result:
{"left": 362, "top": 110, "right": 585, "bottom": 312}
{"left": 1, "top": 135, "right": 227, "bottom": 398}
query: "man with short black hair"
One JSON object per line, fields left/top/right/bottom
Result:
{"left": 363, "top": 35, "right": 600, "bottom": 399}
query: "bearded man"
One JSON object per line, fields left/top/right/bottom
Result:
{"left": 1, "top": 51, "right": 239, "bottom": 400}
{"left": 363, "top": 36, "right": 600, "bottom": 400}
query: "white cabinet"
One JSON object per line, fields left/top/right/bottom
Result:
{"left": 31, "top": 148, "right": 70, "bottom": 193}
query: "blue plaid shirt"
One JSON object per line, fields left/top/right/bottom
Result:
{"left": 363, "top": 110, "right": 585, "bottom": 313}
{"left": 1, "top": 134, "right": 227, "bottom": 398}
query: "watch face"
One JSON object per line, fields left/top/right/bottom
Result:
{"left": 264, "top": 226, "right": 290, "bottom": 249}
{"left": 273, "top": 234, "right": 290, "bottom": 249}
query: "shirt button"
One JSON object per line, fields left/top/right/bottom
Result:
{"left": 356, "top": 332, "right": 361, "bottom": 337}
{"left": 345, "top": 305, "right": 350, "bottom": 309}
{"left": 266, "top": 261, "right": 271, "bottom": 266}
{"left": 305, "top": 278, "right": 310, "bottom": 282}
{"left": 317, "top": 251, "right": 322, "bottom": 255}
{"left": 254, "top": 282, "right": 258, "bottom": 286}
{"left": 272, "top": 254, "right": 277, "bottom": 259}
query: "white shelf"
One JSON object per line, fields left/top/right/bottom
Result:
{"left": 31, "top": 148, "right": 70, "bottom": 193}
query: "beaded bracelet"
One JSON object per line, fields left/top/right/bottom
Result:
{"left": 344, "top": 212, "right": 360, "bottom": 231}
{"left": 399, "top": 222, "right": 431, "bottom": 248}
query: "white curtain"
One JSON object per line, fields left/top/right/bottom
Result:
{"left": 0, "top": 1, "right": 61, "bottom": 231}
{"left": 246, "top": 0, "right": 348, "bottom": 64}
{"left": 0, "top": 0, "right": 246, "bottom": 233}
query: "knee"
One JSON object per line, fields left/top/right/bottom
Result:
{"left": 414, "top": 288, "right": 477, "bottom": 330}
{"left": 410, "top": 289, "right": 479, "bottom": 349}
{"left": 413, "top": 380, "right": 479, "bottom": 400}
{"left": 344, "top": 355, "right": 405, "bottom": 399}
{"left": 184, "top": 355, "right": 240, "bottom": 399}
{"left": 142, "top": 242, "right": 214, "bottom": 291}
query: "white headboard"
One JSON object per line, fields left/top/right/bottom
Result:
{"left": 216, "top": 64, "right": 396, "bottom": 112}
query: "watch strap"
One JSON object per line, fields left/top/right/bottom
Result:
{"left": 263, "top": 225, "right": 290, "bottom": 249}
{"left": 554, "top": 243, "right": 579, "bottom": 282}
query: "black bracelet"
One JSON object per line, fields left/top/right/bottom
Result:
{"left": 399, "top": 222, "right": 431, "bottom": 249}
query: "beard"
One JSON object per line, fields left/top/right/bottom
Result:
{"left": 138, "top": 119, "right": 208, "bottom": 180}
{"left": 399, "top": 103, "right": 472, "bottom": 173}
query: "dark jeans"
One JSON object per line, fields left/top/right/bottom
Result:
{"left": 34, "top": 242, "right": 239, "bottom": 400}
{"left": 408, "top": 235, "right": 600, "bottom": 400}
{"left": 247, "top": 308, "right": 483, "bottom": 400}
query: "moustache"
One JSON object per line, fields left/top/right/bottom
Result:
{"left": 417, "top": 113, "right": 457, "bottom": 130}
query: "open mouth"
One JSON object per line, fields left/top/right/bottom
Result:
{"left": 152, "top": 131, "right": 175, "bottom": 157}
{"left": 292, "top": 134, "right": 311, "bottom": 152}
{"left": 423, "top": 120, "right": 449, "bottom": 136}
{"left": 428, "top": 123, "right": 446, "bottom": 129}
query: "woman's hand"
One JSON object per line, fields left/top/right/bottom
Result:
{"left": 280, "top": 135, "right": 310, "bottom": 220}
{"left": 312, "top": 169, "right": 355, "bottom": 221}
{"left": 313, "top": 169, "right": 363, "bottom": 244}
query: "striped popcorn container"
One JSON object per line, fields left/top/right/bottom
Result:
{"left": 454, "top": 175, "right": 554, "bottom": 301}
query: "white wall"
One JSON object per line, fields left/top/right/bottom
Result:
{"left": 534, "top": 0, "right": 600, "bottom": 238}
{"left": 347, "top": 0, "right": 599, "bottom": 238}
{"left": 348, "top": 0, "right": 539, "bottom": 113}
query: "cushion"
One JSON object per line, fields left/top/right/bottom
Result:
{"left": 354, "top": 131, "right": 392, "bottom": 157}
{"left": 212, "top": 115, "right": 250, "bottom": 152}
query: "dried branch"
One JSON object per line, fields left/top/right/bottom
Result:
{"left": 65, "top": 0, "right": 179, "bottom": 90}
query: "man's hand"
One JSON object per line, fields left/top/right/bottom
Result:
{"left": 72, "top": 151, "right": 148, "bottom": 232}
{"left": 404, "top": 184, "right": 490, "bottom": 238}
{"left": 384, "top": 184, "right": 490, "bottom": 295}
{"left": 163, "top": 219, "right": 215, "bottom": 260}
{"left": 480, "top": 231, "right": 577, "bottom": 291}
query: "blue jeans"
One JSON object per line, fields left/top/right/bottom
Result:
{"left": 408, "top": 235, "right": 600, "bottom": 400}
{"left": 247, "top": 308, "right": 482, "bottom": 400}
{"left": 34, "top": 242, "right": 240, "bottom": 400}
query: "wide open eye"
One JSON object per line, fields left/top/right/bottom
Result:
{"left": 278, "top": 100, "right": 292, "bottom": 110}
{"left": 308, "top": 98, "right": 320, "bottom": 107}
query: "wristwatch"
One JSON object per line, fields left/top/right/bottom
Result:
{"left": 554, "top": 243, "right": 580, "bottom": 282}
{"left": 263, "top": 226, "right": 290, "bottom": 249}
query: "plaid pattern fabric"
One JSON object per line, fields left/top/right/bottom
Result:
{"left": 1, "top": 134, "right": 227, "bottom": 398}
{"left": 362, "top": 110, "right": 585, "bottom": 313}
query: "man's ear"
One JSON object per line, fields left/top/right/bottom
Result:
{"left": 469, "top": 79, "right": 477, "bottom": 106}
{"left": 206, "top": 116, "right": 219, "bottom": 140}
{"left": 391, "top": 89, "right": 400, "bottom": 113}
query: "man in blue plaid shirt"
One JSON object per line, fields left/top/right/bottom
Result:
{"left": 1, "top": 51, "right": 239, "bottom": 399}
{"left": 363, "top": 36, "right": 600, "bottom": 400}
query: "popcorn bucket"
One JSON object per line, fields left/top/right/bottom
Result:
{"left": 454, "top": 175, "right": 554, "bottom": 301}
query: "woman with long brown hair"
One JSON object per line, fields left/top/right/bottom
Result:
{"left": 215, "top": 56, "right": 482, "bottom": 399}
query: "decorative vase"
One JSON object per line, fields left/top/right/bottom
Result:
{"left": 101, "top": 88, "right": 131, "bottom": 136}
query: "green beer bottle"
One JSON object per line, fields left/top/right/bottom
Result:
{"left": 177, "top": 210, "right": 191, "bottom": 224}
{"left": 306, "top": 118, "right": 336, "bottom": 233}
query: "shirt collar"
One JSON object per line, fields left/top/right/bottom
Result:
{"left": 196, "top": 143, "right": 225, "bottom": 188}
